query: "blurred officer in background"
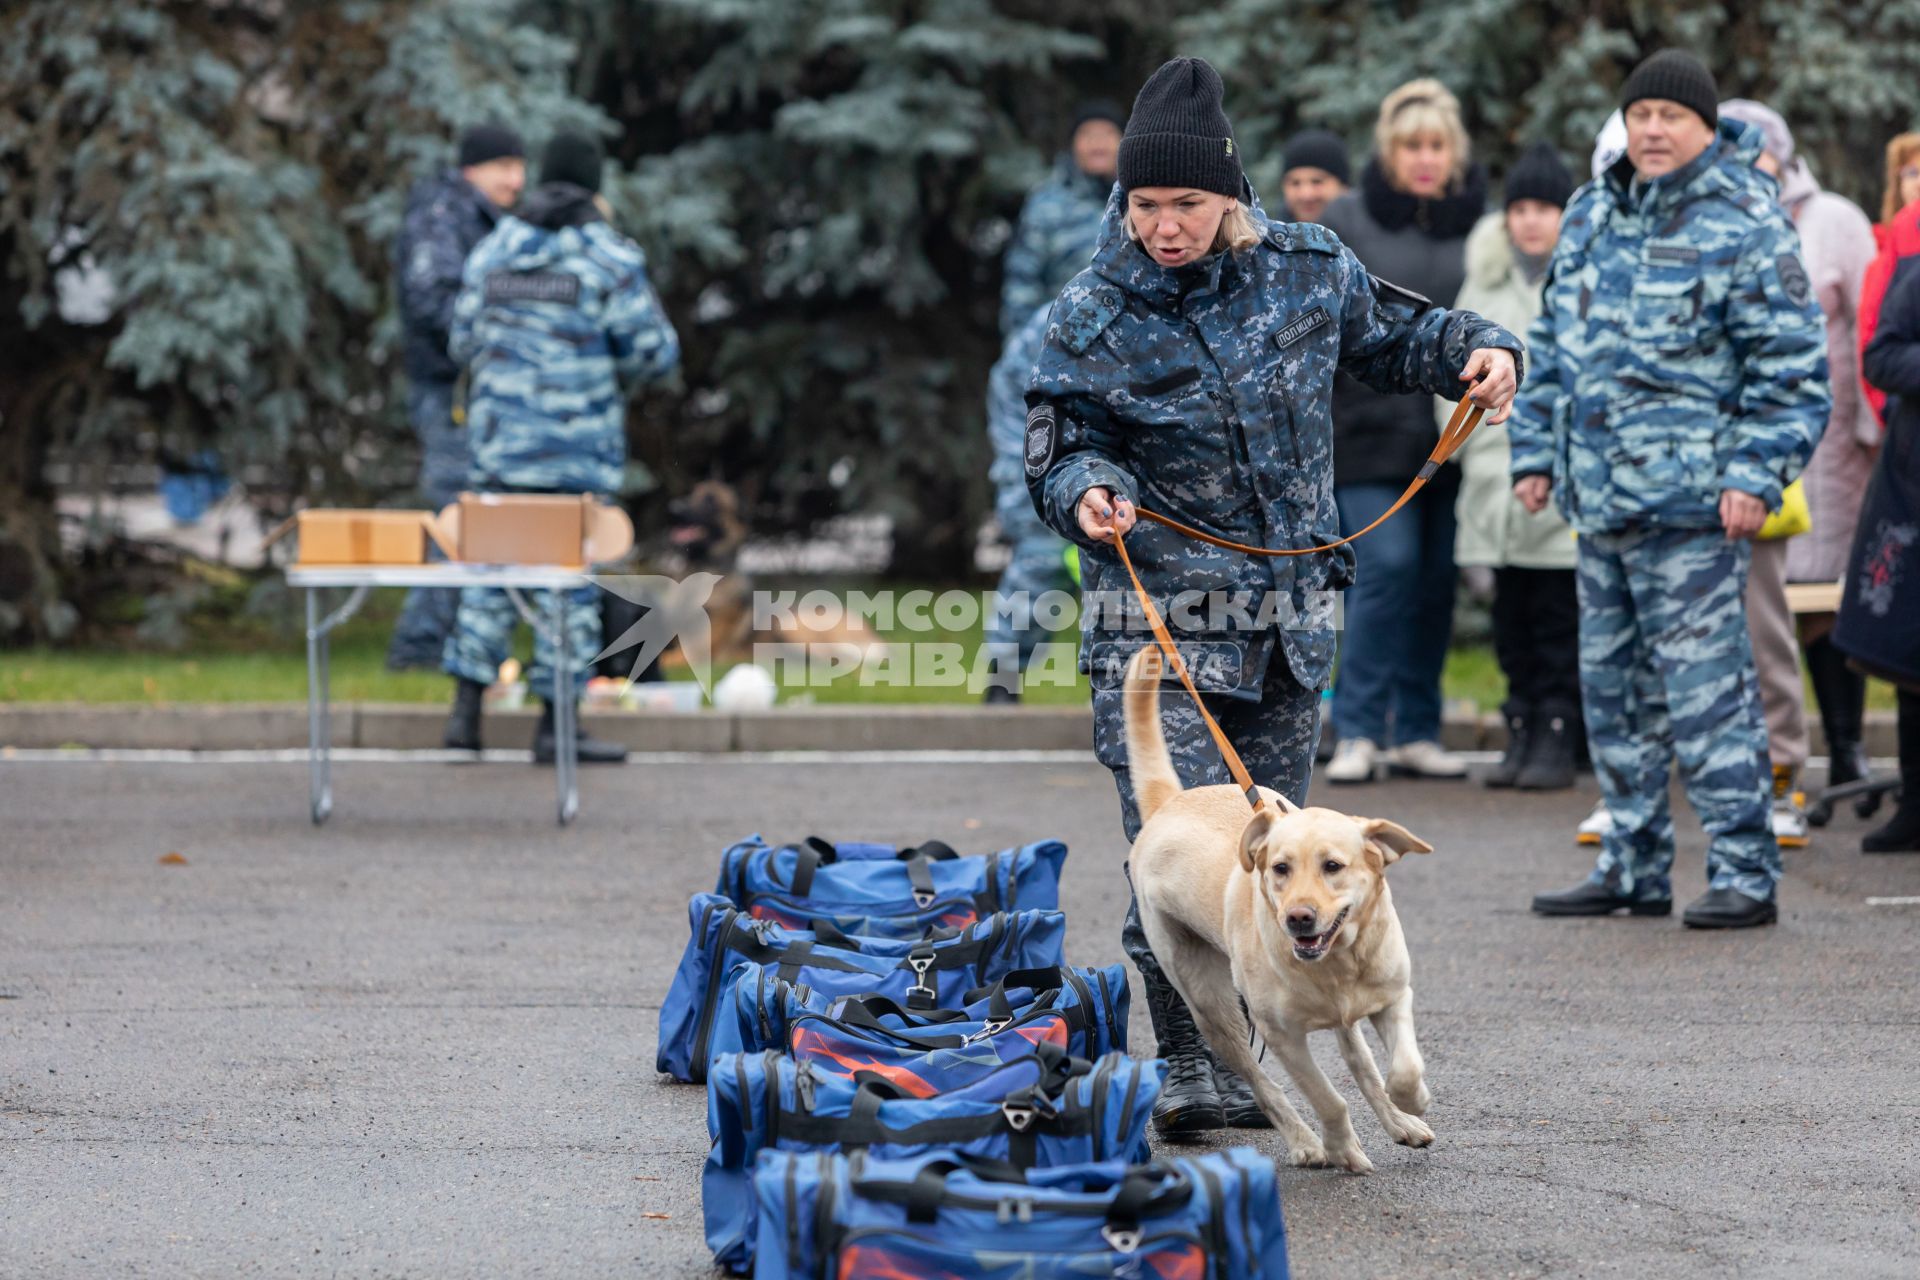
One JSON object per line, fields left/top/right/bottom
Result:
{"left": 441, "top": 132, "right": 680, "bottom": 764}
{"left": 388, "top": 124, "right": 527, "bottom": 671}
{"left": 999, "top": 100, "right": 1125, "bottom": 335}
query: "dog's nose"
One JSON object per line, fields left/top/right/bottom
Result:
{"left": 1285, "top": 907, "right": 1318, "bottom": 935}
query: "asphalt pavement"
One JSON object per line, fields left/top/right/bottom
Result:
{"left": 4, "top": 753, "right": 1918, "bottom": 1278}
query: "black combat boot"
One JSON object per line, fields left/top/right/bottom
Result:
{"left": 1209, "top": 1044, "right": 1272, "bottom": 1129}
{"left": 531, "top": 702, "right": 629, "bottom": 765}
{"left": 1516, "top": 703, "right": 1578, "bottom": 791}
{"left": 1863, "top": 691, "right": 1920, "bottom": 854}
{"left": 1484, "top": 703, "right": 1531, "bottom": 788}
{"left": 1143, "top": 975, "right": 1223, "bottom": 1137}
{"left": 443, "top": 677, "right": 486, "bottom": 752}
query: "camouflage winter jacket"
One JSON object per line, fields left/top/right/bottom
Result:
{"left": 395, "top": 169, "right": 503, "bottom": 385}
{"left": 1025, "top": 189, "right": 1522, "bottom": 699}
{"left": 450, "top": 184, "right": 680, "bottom": 495}
{"left": 988, "top": 302, "right": 1056, "bottom": 540}
{"left": 1507, "top": 119, "right": 1830, "bottom": 533}
{"left": 1000, "top": 154, "right": 1111, "bottom": 335}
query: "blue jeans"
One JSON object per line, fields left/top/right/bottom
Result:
{"left": 1331, "top": 477, "right": 1458, "bottom": 746}
{"left": 386, "top": 379, "right": 467, "bottom": 670}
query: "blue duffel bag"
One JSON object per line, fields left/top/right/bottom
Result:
{"left": 705, "top": 1050, "right": 1160, "bottom": 1273}
{"left": 707, "top": 963, "right": 1130, "bottom": 1068}
{"left": 657, "top": 894, "right": 1069, "bottom": 1083}
{"left": 716, "top": 834, "right": 1068, "bottom": 939}
{"left": 751, "top": 1148, "right": 1290, "bottom": 1280}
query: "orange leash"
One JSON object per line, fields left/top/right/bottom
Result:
{"left": 1112, "top": 396, "right": 1487, "bottom": 812}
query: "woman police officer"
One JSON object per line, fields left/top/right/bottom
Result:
{"left": 1023, "top": 58, "right": 1521, "bottom": 1137}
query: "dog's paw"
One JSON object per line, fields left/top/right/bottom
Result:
{"left": 1385, "top": 1111, "right": 1434, "bottom": 1148}
{"left": 1286, "top": 1138, "right": 1330, "bottom": 1168}
{"left": 1326, "top": 1141, "right": 1374, "bottom": 1175}
{"left": 1389, "top": 1076, "right": 1431, "bottom": 1117}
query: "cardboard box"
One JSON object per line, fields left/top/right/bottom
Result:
{"left": 428, "top": 494, "right": 634, "bottom": 566}
{"left": 264, "top": 510, "right": 436, "bottom": 565}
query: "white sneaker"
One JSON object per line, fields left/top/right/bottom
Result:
{"left": 1385, "top": 739, "right": 1468, "bottom": 779}
{"left": 1575, "top": 799, "right": 1612, "bottom": 846}
{"left": 1771, "top": 770, "right": 1810, "bottom": 849}
{"left": 1324, "top": 737, "right": 1382, "bottom": 784}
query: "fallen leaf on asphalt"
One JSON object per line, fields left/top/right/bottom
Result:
{"left": 642, "top": 1213, "right": 670, "bottom": 1220}
{"left": 963, "top": 818, "right": 982, "bottom": 830}
{"left": 631, "top": 1176, "right": 660, "bottom": 1181}
{"left": 159, "top": 853, "right": 188, "bottom": 866}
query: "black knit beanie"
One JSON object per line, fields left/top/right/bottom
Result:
{"left": 1282, "top": 128, "right": 1351, "bottom": 185}
{"left": 1620, "top": 50, "right": 1718, "bottom": 128}
{"left": 541, "top": 131, "right": 604, "bottom": 194}
{"left": 458, "top": 123, "right": 525, "bottom": 169}
{"left": 1072, "top": 99, "right": 1128, "bottom": 136}
{"left": 1504, "top": 142, "right": 1574, "bottom": 210}
{"left": 1118, "top": 58, "right": 1242, "bottom": 196}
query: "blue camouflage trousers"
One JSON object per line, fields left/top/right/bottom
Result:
{"left": 1577, "top": 526, "right": 1779, "bottom": 903}
{"left": 442, "top": 583, "right": 602, "bottom": 700}
{"left": 1094, "top": 643, "right": 1321, "bottom": 989}
{"left": 388, "top": 379, "right": 468, "bottom": 670}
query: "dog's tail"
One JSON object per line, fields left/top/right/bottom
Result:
{"left": 1124, "top": 646, "right": 1182, "bottom": 824}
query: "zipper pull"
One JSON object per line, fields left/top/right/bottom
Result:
{"left": 795, "top": 1063, "right": 816, "bottom": 1111}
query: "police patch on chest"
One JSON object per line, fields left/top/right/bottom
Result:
{"left": 484, "top": 270, "right": 582, "bottom": 305}
{"left": 1024, "top": 403, "right": 1057, "bottom": 479}
{"left": 1273, "top": 305, "right": 1331, "bottom": 349}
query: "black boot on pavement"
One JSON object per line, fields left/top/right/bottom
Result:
{"left": 1863, "top": 691, "right": 1920, "bottom": 853}
{"left": 1681, "top": 888, "right": 1778, "bottom": 929}
{"left": 443, "top": 677, "right": 486, "bottom": 752}
{"left": 1806, "top": 635, "right": 1878, "bottom": 817}
{"left": 1484, "top": 703, "right": 1530, "bottom": 789}
{"left": 1517, "top": 704, "right": 1578, "bottom": 791}
{"left": 1532, "top": 872, "right": 1671, "bottom": 918}
{"left": 1209, "top": 1044, "right": 1272, "bottom": 1128}
{"left": 1143, "top": 975, "right": 1224, "bottom": 1137}
{"left": 531, "top": 702, "right": 629, "bottom": 765}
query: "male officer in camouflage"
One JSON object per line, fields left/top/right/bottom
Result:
{"left": 1512, "top": 51, "right": 1829, "bottom": 929}
{"left": 1027, "top": 58, "right": 1521, "bottom": 1139}
{"left": 983, "top": 302, "right": 1077, "bottom": 701}
{"left": 999, "top": 101, "right": 1125, "bottom": 335}
{"left": 440, "top": 131, "right": 681, "bottom": 763}
{"left": 388, "top": 124, "right": 527, "bottom": 671}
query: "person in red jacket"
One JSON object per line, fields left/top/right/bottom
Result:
{"left": 1858, "top": 133, "right": 1920, "bottom": 427}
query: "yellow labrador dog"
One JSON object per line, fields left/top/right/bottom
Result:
{"left": 1123, "top": 648, "right": 1435, "bottom": 1173}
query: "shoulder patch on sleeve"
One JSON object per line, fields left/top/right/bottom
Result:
{"left": 1023, "top": 402, "right": 1058, "bottom": 479}
{"left": 1058, "top": 285, "right": 1126, "bottom": 355}
{"left": 1266, "top": 220, "right": 1342, "bottom": 255}
{"left": 1776, "top": 254, "right": 1812, "bottom": 308}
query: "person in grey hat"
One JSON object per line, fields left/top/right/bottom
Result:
{"left": 1719, "top": 98, "right": 1880, "bottom": 847}
{"left": 1025, "top": 54, "right": 1521, "bottom": 1147}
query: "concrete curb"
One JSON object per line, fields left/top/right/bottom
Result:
{"left": 0, "top": 701, "right": 1899, "bottom": 756}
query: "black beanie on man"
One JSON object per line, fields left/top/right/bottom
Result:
{"left": 1117, "top": 57, "right": 1242, "bottom": 196}
{"left": 1504, "top": 142, "right": 1574, "bottom": 210}
{"left": 541, "top": 131, "right": 604, "bottom": 194}
{"left": 458, "top": 123, "right": 525, "bottom": 169}
{"left": 1620, "top": 49, "right": 1719, "bottom": 128}
{"left": 1282, "top": 128, "right": 1351, "bottom": 185}
{"left": 1072, "top": 99, "right": 1128, "bottom": 136}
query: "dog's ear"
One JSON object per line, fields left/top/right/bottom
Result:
{"left": 1357, "top": 817, "right": 1433, "bottom": 868}
{"left": 1238, "top": 804, "right": 1280, "bottom": 874}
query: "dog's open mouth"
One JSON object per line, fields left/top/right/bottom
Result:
{"left": 1290, "top": 906, "right": 1349, "bottom": 961}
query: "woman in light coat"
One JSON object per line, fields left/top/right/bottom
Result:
{"left": 1442, "top": 143, "right": 1578, "bottom": 789}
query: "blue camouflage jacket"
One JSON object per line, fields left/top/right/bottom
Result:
{"left": 395, "top": 169, "right": 503, "bottom": 385}
{"left": 450, "top": 184, "right": 680, "bottom": 495}
{"left": 1507, "top": 119, "right": 1829, "bottom": 533}
{"left": 1025, "top": 190, "right": 1522, "bottom": 699}
{"left": 988, "top": 302, "right": 1056, "bottom": 539}
{"left": 1000, "top": 154, "right": 1111, "bottom": 335}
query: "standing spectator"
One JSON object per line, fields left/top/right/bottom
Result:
{"left": 1858, "top": 133, "right": 1920, "bottom": 427}
{"left": 1445, "top": 142, "right": 1579, "bottom": 790}
{"left": 1279, "top": 128, "right": 1350, "bottom": 223}
{"left": 1321, "top": 79, "right": 1488, "bottom": 784}
{"left": 1515, "top": 52, "right": 1829, "bottom": 929}
{"left": 999, "top": 101, "right": 1124, "bottom": 335}
{"left": 1843, "top": 254, "right": 1920, "bottom": 853}
{"left": 440, "top": 132, "right": 680, "bottom": 763}
{"left": 1724, "top": 99, "right": 1880, "bottom": 840}
{"left": 387, "top": 124, "right": 527, "bottom": 671}
{"left": 982, "top": 300, "right": 1074, "bottom": 702}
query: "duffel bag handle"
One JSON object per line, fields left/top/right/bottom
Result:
{"left": 789, "top": 837, "right": 952, "bottom": 904}
{"left": 828, "top": 994, "right": 973, "bottom": 1030}
{"left": 900, "top": 1154, "right": 1030, "bottom": 1223}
